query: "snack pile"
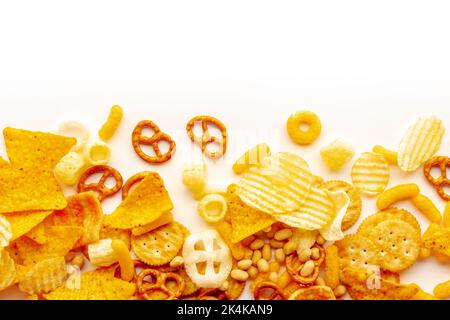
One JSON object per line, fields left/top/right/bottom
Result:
{"left": 0, "top": 107, "right": 449, "bottom": 300}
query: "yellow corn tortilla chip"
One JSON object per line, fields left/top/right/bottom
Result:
{"left": 131, "top": 211, "right": 174, "bottom": 236}
{"left": 16, "top": 225, "right": 83, "bottom": 265}
{"left": 0, "top": 157, "right": 9, "bottom": 168}
{"left": 227, "top": 184, "right": 276, "bottom": 244}
{"left": 104, "top": 172, "right": 173, "bottom": 229}
{"left": 3, "top": 127, "right": 76, "bottom": 170}
{"left": 52, "top": 192, "right": 103, "bottom": 248}
{"left": 3, "top": 211, "right": 53, "bottom": 241}
{"left": 25, "top": 222, "right": 47, "bottom": 244}
{"left": 0, "top": 167, "right": 67, "bottom": 213}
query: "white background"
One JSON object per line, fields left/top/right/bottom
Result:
{"left": 1, "top": 0, "right": 449, "bottom": 299}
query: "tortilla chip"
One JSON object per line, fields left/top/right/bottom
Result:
{"left": 4, "top": 211, "right": 53, "bottom": 241}
{"left": 104, "top": 172, "right": 173, "bottom": 229}
{"left": 227, "top": 184, "right": 276, "bottom": 243}
{"left": 52, "top": 192, "right": 103, "bottom": 247}
{"left": 16, "top": 226, "right": 83, "bottom": 265}
{"left": 0, "top": 168, "right": 68, "bottom": 213}
{"left": 0, "top": 157, "right": 9, "bottom": 168}
{"left": 25, "top": 223, "right": 47, "bottom": 244}
{"left": 3, "top": 127, "right": 76, "bottom": 170}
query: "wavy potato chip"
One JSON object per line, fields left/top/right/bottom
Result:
{"left": 0, "top": 250, "right": 16, "bottom": 291}
{"left": 0, "top": 214, "right": 13, "bottom": 248}
{"left": 232, "top": 143, "right": 271, "bottom": 174}
{"left": 132, "top": 222, "right": 185, "bottom": 266}
{"left": 398, "top": 116, "right": 445, "bottom": 172}
{"left": 320, "top": 180, "right": 362, "bottom": 231}
{"left": 19, "top": 257, "right": 67, "bottom": 294}
{"left": 351, "top": 152, "right": 390, "bottom": 196}
{"left": 16, "top": 226, "right": 83, "bottom": 265}
{"left": 104, "top": 172, "right": 173, "bottom": 229}
{"left": 227, "top": 184, "right": 275, "bottom": 244}
{"left": 365, "top": 220, "right": 420, "bottom": 272}
{"left": 236, "top": 152, "right": 314, "bottom": 214}
{"left": 277, "top": 186, "right": 336, "bottom": 230}
{"left": 3, "top": 211, "right": 53, "bottom": 241}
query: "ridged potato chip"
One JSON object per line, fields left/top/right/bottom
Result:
{"left": 0, "top": 214, "right": 13, "bottom": 248}
{"left": 277, "top": 186, "right": 336, "bottom": 230}
{"left": 319, "top": 180, "right": 362, "bottom": 231}
{"left": 19, "top": 257, "right": 68, "bottom": 294}
{"left": 398, "top": 116, "right": 445, "bottom": 172}
{"left": 351, "top": 152, "right": 390, "bottom": 196}
{"left": 132, "top": 222, "right": 185, "bottom": 266}
{"left": 0, "top": 250, "right": 16, "bottom": 291}
{"left": 365, "top": 220, "right": 420, "bottom": 272}
{"left": 232, "top": 143, "right": 271, "bottom": 174}
{"left": 104, "top": 172, "right": 173, "bottom": 229}
{"left": 227, "top": 184, "right": 275, "bottom": 244}
{"left": 236, "top": 152, "right": 314, "bottom": 214}
{"left": 3, "top": 211, "right": 52, "bottom": 241}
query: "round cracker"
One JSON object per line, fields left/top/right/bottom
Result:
{"left": 366, "top": 220, "right": 420, "bottom": 272}
{"left": 335, "top": 234, "right": 379, "bottom": 270}
{"left": 357, "top": 208, "right": 421, "bottom": 238}
{"left": 132, "top": 222, "right": 184, "bottom": 266}
{"left": 320, "top": 180, "right": 362, "bottom": 231}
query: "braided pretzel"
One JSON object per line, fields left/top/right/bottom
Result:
{"left": 137, "top": 268, "right": 185, "bottom": 300}
{"left": 121, "top": 172, "right": 150, "bottom": 199}
{"left": 253, "top": 281, "right": 286, "bottom": 300}
{"left": 286, "top": 244, "right": 325, "bottom": 286}
{"left": 77, "top": 165, "right": 123, "bottom": 201}
{"left": 424, "top": 156, "right": 450, "bottom": 201}
{"left": 186, "top": 116, "right": 227, "bottom": 159}
{"left": 132, "top": 120, "right": 176, "bottom": 164}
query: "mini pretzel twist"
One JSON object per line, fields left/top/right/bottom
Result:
{"left": 132, "top": 120, "right": 176, "bottom": 164}
{"left": 77, "top": 165, "right": 123, "bottom": 201}
{"left": 137, "top": 268, "right": 185, "bottom": 300}
{"left": 197, "top": 288, "right": 227, "bottom": 300}
{"left": 253, "top": 281, "right": 286, "bottom": 300}
{"left": 424, "top": 156, "right": 450, "bottom": 201}
{"left": 122, "top": 172, "right": 151, "bottom": 199}
{"left": 285, "top": 244, "right": 325, "bottom": 286}
{"left": 186, "top": 116, "right": 227, "bottom": 159}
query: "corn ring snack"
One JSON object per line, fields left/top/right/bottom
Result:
{"left": 77, "top": 165, "right": 123, "bottom": 201}
{"left": 84, "top": 141, "right": 111, "bottom": 166}
{"left": 122, "top": 171, "right": 150, "bottom": 200}
{"left": 253, "top": 281, "right": 286, "bottom": 300}
{"left": 186, "top": 115, "right": 227, "bottom": 159}
{"left": 198, "top": 193, "right": 228, "bottom": 224}
{"left": 324, "top": 245, "right": 340, "bottom": 290}
{"left": 398, "top": 116, "right": 445, "bottom": 172}
{"left": 111, "top": 239, "right": 134, "bottom": 282}
{"left": 182, "top": 162, "right": 207, "bottom": 200}
{"left": 376, "top": 183, "right": 420, "bottom": 210}
{"left": 182, "top": 230, "right": 232, "bottom": 288}
{"left": 232, "top": 143, "right": 271, "bottom": 174}
{"left": 286, "top": 111, "right": 321, "bottom": 145}
{"left": 411, "top": 194, "right": 442, "bottom": 224}
{"left": 99, "top": 105, "right": 123, "bottom": 141}
{"left": 423, "top": 156, "right": 450, "bottom": 201}
{"left": 372, "top": 145, "right": 398, "bottom": 165}
{"left": 132, "top": 120, "right": 176, "bottom": 164}
{"left": 0, "top": 214, "right": 12, "bottom": 248}
{"left": 444, "top": 201, "right": 450, "bottom": 228}
{"left": 88, "top": 239, "right": 118, "bottom": 267}
{"left": 54, "top": 151, "right": 87, "bottom": 186}
{"left": 351, "top": 152, "right": 390, "bottom": 196}
{"left": 56, "top": 121, "right": 90, "bottom": 152}
{"left": 433, "top": 280, "right": 450, "bottom": 299}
